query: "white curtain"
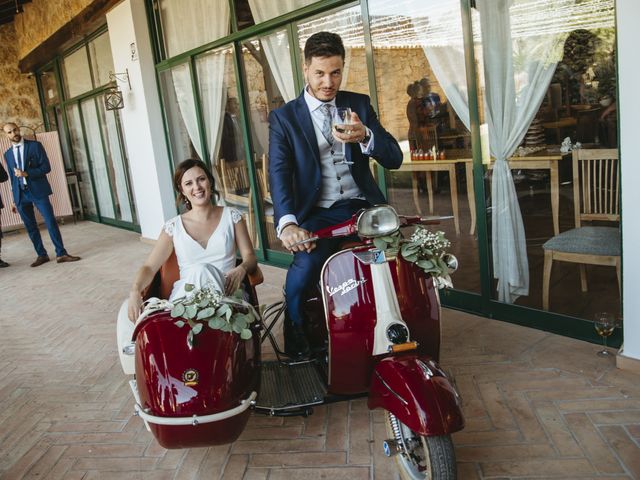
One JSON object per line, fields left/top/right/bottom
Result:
{"left": 196, "top": 51, "right": 229, "bottom": 162}
{"left": 417, "top": 0, "right": 565, "bottom": 302}
{"left": 248, "top": 0, "right": 315, "bottom": 102}
{"left": 476, "top": 0, "right": 565, "bottom": 302}
{"left": 161, "top": 0, "right": 230, "bottom": 165}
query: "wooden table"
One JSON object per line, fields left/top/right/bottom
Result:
{"left": 397, "top": 156, "right": 462, "bottom": 235}
{"left": 395, "top": 149, "right": 563, "bottom": 236}
{"left": 465, "top": 152, "right": 563, "bottom": 236}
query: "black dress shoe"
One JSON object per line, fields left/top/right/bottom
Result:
{"left": 30, "top": 256, "right": 50, "bottom": 267}
{"left": 56, "top": 254, "right": 81, "bottom": 263}
{"left": 284, "top": 321, "right": 311, "bottom": 360}
{"left": 0, "top": 259, "right": 9, "bottom": 268}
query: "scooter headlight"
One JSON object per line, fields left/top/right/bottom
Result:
{"left": 357, "top": 205, "right": 400, "bottom": 238}
{"left": 386, "top": 323, "right": 409, "bottom": 344}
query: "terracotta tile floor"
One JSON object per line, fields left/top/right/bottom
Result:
{"left": 0, "top": 221, "right": 638, "bottom": 479}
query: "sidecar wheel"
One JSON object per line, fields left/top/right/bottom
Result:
{"left": 385, "top": 412, "right": 456, "bottom": 480}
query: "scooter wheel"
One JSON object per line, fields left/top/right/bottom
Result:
{"left": 385, "top": 411, "right": 456, "bottom": 480}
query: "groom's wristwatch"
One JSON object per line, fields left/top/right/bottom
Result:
{"left": 360, "top": 127, "right": 371, "bottom": 145}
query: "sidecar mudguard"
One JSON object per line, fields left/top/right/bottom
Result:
{"left": 368, "top": 355, "right": 464, "bottom": 436}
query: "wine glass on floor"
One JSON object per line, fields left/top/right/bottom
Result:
{"left": 593, "top": 311, "right": 616, "bottom": 357}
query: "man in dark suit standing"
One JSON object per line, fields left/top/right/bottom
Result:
{"left": 0, "top": 161, "right": 9, "bottom": 267}
{"left": 3, "top": 122, "right": 80, "bottom": 267}
{"left": 268, "top": 32, "right": 402, "bottom": 358}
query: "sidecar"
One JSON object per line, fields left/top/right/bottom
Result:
{"left": 117, "top": 251, "right": 263, "bottom": 448}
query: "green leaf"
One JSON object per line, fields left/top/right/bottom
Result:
{"left": 217, "top": 304, "right": 231, "bottom": 316}
{"left": 187, "top": 330, "right": 194, "bottom": 348}
{"left": 184, "top": 305, "right": 197, "bottom": 320}
{"left": 174, "top": 320, "right": 185, "bottom": 328}
{"left": 184, "top": 283, "right": 195, "bottom": 292}
{"left": 220, "top": 323, "right": 232, "bottom": 332}
{"left": 403, "top": 254, "right": 418, "bottom": 263}
{"left": 197, "top": 298, "right": 210, "bottom": 308}
{"left": 208, "top": 318, "right": 225, "bottom": 330}
{"left": 192, "top": 323, "right": 203, "bottom": 335}
{"left": 232, "top": 323, "right": 243, "bottom": 334}
{"left": 240, "top": 328, "right": 252, "bottom": 340}
{"left": 170, "top": 303, "right": 185, "bottom": 318}
{"left": 197, "top": 307, "right": 216, "bottom": 320}
{"left": 234, "top": 315, "right": 249, "bottom": 329}
{"left": 373, "top": 237, "right": 387, "bottom": 250}
{"left": 232, "top": 289, "right": 244, "bottom": 299}
{"left": 417, "top": 259, "right": 434, "bottom": 270}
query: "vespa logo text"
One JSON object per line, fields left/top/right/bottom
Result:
{"left": 326, "top": 278, "right": 367, "bottom": 297}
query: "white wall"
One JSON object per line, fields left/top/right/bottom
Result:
{"left": 618, "top": 0, "right": 640, "bottom": 360}
{"left": 106, "top": 0, "right": 175, "bottom": 240}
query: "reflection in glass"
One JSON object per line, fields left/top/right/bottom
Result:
{"left": 81, "top": 98, "right": 115, "bottom": 219}
{"left": 368, "top": 0, "right": 479, "bottom": 294}
{"left": 97, "top": 103, "right": 137, "bottom": 224}
{"left": 66, "top": 104, "right": 98, "bottom": 217}
{"left": 195, "top": 46, "right": 257, "bottom": 243}
{"left": 159, "top": 0, "right": 230, "bottom": 58}
{"left": 240, "top": 32, "right": 292, "bottom": 250}
{"left": 89, "top": 31, "right": 115, "bottom": 88}
{"left": 470, "top": 0, "right": 618, "bottom": 318}
{"left": 297, "top": 6, "right": 370, "bottom": 97}
{"left": 40, "top": 66, "right": 59, "bottom": 107}
{"left": 62, "top": 47, "right": 93, "bottom": 99}
{"left": 159, "top": 66, "right": 203, "bottom": 171}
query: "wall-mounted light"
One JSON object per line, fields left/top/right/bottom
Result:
{"left": 109, "top": 69, "right": 131, "bottom": 90}
{"left": 104, "top": 69, "right": 131, "bottom": 111}
{"left": 104, "top": 88, "right": 124, "bottom": 110}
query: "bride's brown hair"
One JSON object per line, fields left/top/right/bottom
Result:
{"left": 174, "top": 159, "right": 220, "bottom": 210}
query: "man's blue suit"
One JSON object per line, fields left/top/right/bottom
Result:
{"left": 3, "top": 139, "right": 68, "bottom": 257}
{"left": 268, "top": 90, "right": 403, "bottom": 325}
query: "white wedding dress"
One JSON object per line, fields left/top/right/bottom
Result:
{"left": 163, "top": 207, "right": 243, "bottom": 300}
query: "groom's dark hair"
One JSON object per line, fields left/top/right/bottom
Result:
{"left": 304, "top": 31, "right": 345, "bottom": 64}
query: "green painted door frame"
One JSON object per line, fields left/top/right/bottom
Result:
{"left": 146, "top": 0, "right": 620, "bottom": 346}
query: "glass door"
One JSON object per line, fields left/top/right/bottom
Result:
{"left": 468, "top": 0, "right": 620, "bottom": 323}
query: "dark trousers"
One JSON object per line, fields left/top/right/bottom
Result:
{"left": 285, "top": 199, "right": 369, "bottom": 326}
{"left": 16, "top": 189, "right": 67, "bottom": 258}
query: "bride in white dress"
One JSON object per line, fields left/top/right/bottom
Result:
{"left": 126, "top": 159, "right": 257, "bottom": 322}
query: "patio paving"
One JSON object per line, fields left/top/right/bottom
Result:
{"left": 0, "top": 221, "right": 639, "bottom": 479}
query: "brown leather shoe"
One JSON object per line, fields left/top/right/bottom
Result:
{"left": 30, "top": 255, "right": 50, "bottom": 267}
{"left": 56, "top": 254, "right": 81, "bottom": 263}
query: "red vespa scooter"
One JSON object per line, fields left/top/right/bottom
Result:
{"left": 117, "top": 204, "right": 463, "bottom": 479}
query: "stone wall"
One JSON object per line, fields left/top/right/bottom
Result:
{"left": 14, "top": 0, "right": 94, "bottom": 60}
{"left": 0, "top": 23, "right": 42, "bottom": 130}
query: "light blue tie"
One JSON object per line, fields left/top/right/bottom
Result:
{"left": 16, "top": 145, "right": 26, "bottom": 186}
{"left": 320, "top": 104, "right": 334, "bottom": 146}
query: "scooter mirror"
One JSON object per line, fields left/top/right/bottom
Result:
{"left": 357, "top": 205, "right": 400, "bottom": 238}
{"left": 442, "top": 253, "right": 459, "bottom": 273}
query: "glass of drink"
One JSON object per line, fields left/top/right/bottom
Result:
{"left": 332, "top": 107, "right": 354, "bottom": 165}
{"left": 593, "top": 311, "right": 616, "bottom": 357}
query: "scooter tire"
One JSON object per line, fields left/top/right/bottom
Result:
{"left": 385, "top": 411, "right": 456, "bottom": 480}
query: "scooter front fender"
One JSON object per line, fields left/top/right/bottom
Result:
{"left": 368, "top": 355, "right": 464, "bottom": 436}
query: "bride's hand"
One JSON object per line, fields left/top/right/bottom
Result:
{"left": 224, "top": 265, "right": 247, "bottom": 295}
{"left": 128, "top": 291, "right": 143, "bottom": 322}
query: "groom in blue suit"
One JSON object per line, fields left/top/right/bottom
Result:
{"left": 3, "top": 122, "right": 80, "bottom": 267}
{"left": 268, "top": 32, "right": 402, "bottom": 358}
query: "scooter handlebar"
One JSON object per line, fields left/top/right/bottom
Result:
{"left": 400, "top": 215, "right": 454, "bottom": 227}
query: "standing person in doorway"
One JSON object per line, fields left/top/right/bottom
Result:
{"left": 268, "top": 31, "right": 403, "bottom": 359}
{"left": 2, "top": 122, "right": 81, "bottom": 267}
{"left": 0, "top": 161, "right": 9, "bottom": 267}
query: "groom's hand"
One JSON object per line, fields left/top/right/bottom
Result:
{"left": 333, "top": 111, "right": 367, "bottom": 144}
{"left": 280, "top": 224, "right": 315, "bottom": 253}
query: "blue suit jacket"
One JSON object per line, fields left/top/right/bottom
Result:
{"left": 3, "top": 139, "right": 53, "bottom": 206}
{"left": 268, "top": 90, "right": 403, "bottom": 226}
